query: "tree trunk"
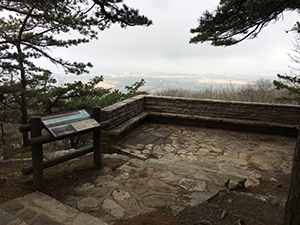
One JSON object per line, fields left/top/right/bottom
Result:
{"left": 284, "top": 128, "right": 300, "bottom": 225}
{"left": 16, "top": 41, "right": 29, "bottom": 147}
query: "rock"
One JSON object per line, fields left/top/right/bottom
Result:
{"left": 142, "top": 194, "right": 176, "bottom": 207}
{"left": 158, "top": 171, "right": 181, "bottom": 183}
{"left": 124, "top": 179, "right": 149, "bottom": 195}
{"left": 186, "top": 144, "right": 200, "bottom": 152}
{"left": 144, "top": 158, "right": 168, "bottom": 170}
{"left": 248, "top": 152, "right": 282, "bottom": 171}
{"left": 168, "top": 161, "right": 197, "bottom": 175}
{"left": 114, "top": 172, "right": 130, "bottom": 181}
{"left": 152, "top": 145, "right": 164, "bottom": 156}
{"left": 192, "top": 160, "right": 221, "bottom": 171}
{"left": 147, "top": 179, "right": 178, "bottom": 193}
{"left": 102, "top": 199, "right": 125, "bottom": 218}
{"left": 178, "top": 178, "right": 206, "bottom": 192}
{"left": 112, "top": 190, "right": 131, "bottom": 201}
{"left": 164, "top": 144, "right": 176, "bottom": 153}
{"left": 77, "top": 197, "right": 100, "bottom": 211}
{"left": 126, "top": 198, "right": 140, "bottom": 216}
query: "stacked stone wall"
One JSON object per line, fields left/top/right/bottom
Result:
{"left": 144, "top": 95, "right": 300, "bottom": 125}
{"left": 101, "top": 95, "right": 300, "bottom": 152}
{"left": 101, "top": 95, "right": 145, "bottom": 129}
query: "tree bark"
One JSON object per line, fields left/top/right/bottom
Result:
{"left": 17, "top": 43, "right": 29, "bottom": 147}
{"left": 284, "top": 128, "right": 300, "bottom": 225}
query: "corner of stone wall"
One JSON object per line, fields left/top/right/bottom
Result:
{"left": 101, "top": 95, "right": 146, "bottom": 153}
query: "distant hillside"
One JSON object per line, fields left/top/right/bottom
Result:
{"left": 152, "top": 78, "right": 288, "bottom": 104}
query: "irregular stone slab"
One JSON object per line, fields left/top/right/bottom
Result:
{"left": 147, "top": 179, "right": 178, "bottom": 193}
{"left": 239, "top": 152, "right": 248, "bottom": 160}
{"left": 144, "top": 158, "right": 168, "bottom": 170}
{"left": 112, "top": 190, "right": 131, "bottom": 201}
{"left": 152, "top": 145, "right": 165, "bottom": 156}
{"left": 186, "top": 144, "right": 200, "bottom": 152}
{"left": 182, "top": 192, "right": 217, "bottom": 207}
{"left": 168, "top": 161, "right": 197, "bottom": 175}
{"left": 177, "top": 149, "right": 187, "bottom": 155}
{"left": 114, "top": 172, "right": 130, "bottom": 181}
{"left": 145, "top": 144, "right": 154, "bottom": 150}
{"left": 77, "top": 197, "right": 100, "bottom": 211}
{"left": 195, "top": 148, "right": 210, "bottom": 155}
{"left": 143, "top": 194, "right": 176, "bottom": 207}
{"left": 102, "top": 199, "right": 125, "bottom": 219}
{"left": 194, "top": 170, "right": 214, "bottom": 182}
{"left": 87, "top": 187, "right": 113, "bottom": 200}
{"left": 126, "top": 198, "right": 141, "bottom": 216}
{"left": 248, "top": 152, "right": 282, "bottom": 171}
{"left": 206, "top": 182, "right": 226, "bottom": 193}
{"left": 178, "top": 178, "right": 206, "bottom": 192}
{"left": 186, "top": 153, "right": 198, "bottom": 161}
{"left": 128, "top": 159, "right": 144, "bottom": 168}
{"left": 164, "top": 144, "right": 176, "bottom": 153}
{"left": 124, "top": 179, "right": 149, "bottom": 195}
{"left": 200, "top": 143, "right": 223, "bottom": 153}
{"left": 158, "top": 171, "right": 181, "bottom": 183}
{"left": 117, "top": 164, "right": 138, "bottom": 173}
{"left": 221, "top": 166, "right": 256, "bottom": 180}
{"left": 192, "top": 160, "right": 221, "bottom": 171}
{"left": 142, "top": 150, "right": 150, "bottom": 154}
{"left": 197, "top": 170, "right": 235, "bottom": 187}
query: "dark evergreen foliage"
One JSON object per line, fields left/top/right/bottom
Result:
{"left": 0, "top": 0, "right": 152, "bottom": 146}
{"left": 190, "top": 0, "right": 300, "bottom": 46}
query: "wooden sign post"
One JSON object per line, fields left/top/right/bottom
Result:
{"left": 21, "top": 106, "right": 109, "bottom": 191}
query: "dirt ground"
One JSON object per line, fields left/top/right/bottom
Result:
{"left": 0, "top": 150, "right": 290, "bottom": 225}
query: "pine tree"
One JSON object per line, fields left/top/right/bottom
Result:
{"left": 190, "top": 0, "right": 300, "bottom": 46}
{"left": 0, "top": 0, "right": 152, "bottom": 146}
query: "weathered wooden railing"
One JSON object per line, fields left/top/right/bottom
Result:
{"left": 19, "top": 106, "right": 110, "bottom": 191}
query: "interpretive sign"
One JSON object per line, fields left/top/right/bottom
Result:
{"left": 41, "top": 110, "right": 100, "bottom": 138}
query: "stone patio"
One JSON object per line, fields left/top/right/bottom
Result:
{"left": 60, "top": 122, "right": 296, "bottom": 224}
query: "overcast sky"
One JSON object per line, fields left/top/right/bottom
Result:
{"left": 45, "top": 0, "right": 299, "bottom": 84}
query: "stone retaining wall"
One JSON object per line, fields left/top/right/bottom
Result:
{"left": 101, "top": 95, "right": 145, "bottom": 152}
{"left": 101, "top": 95, "right": 300, "bottom": 152}
{"left": 101, "top": 95, "right": 145, "bottom": 128}
{"left": 144, "top": 95, "right": 300, "bottom": 125}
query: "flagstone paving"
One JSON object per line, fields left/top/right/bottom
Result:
{"left": 59, "top": 123, "right": 296, "bottom": 225}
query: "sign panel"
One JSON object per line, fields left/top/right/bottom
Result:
{"left": 41, "top": 110, "right": 100, "bottom": 138}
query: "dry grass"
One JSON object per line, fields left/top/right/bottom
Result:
{"left": 153, "top": 78, "right": 287, "bottom": 103}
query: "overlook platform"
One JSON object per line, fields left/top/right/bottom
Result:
{"left": 1, "top": 122, "right": 295, "bottom": 225}
{"left": 1, "top": 95, "right": 298, "bottom": 224}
